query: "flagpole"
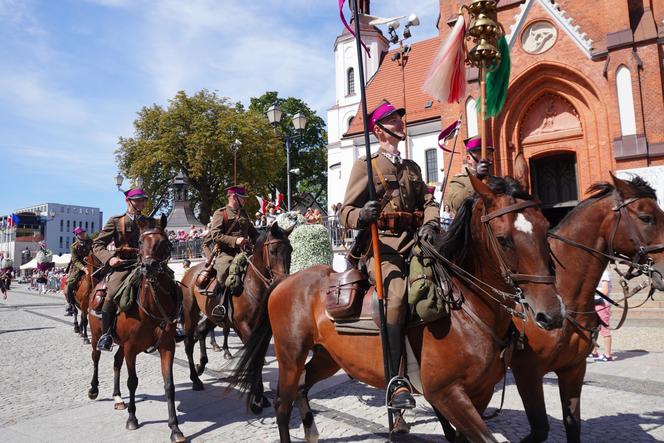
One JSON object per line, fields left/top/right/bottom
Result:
{"left": 439, "top": 114, "right": 463, "bottom": 207}
{"left": 350, "top": 0, "right": 395, "bottom": 436}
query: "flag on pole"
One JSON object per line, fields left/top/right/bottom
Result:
{"left": 256, "top": 196, "right": 269, "bottom": 214}
{"left": 274, "top": 190, "right": 285, "bottom": 210}
{"left": 437, "top": 119, "right": 462, "bottom": 152}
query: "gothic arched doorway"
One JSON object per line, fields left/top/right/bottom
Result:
{"left": 530, "top": 152, "right": 579, "bottom": 226}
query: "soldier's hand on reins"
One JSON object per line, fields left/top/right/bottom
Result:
{"left": 235, "top": 237, "right": 248, "bottom": 248}
{"left": 419, "top": 223, "right": 439, "bottom": 244}
{"left": 358, "top": 200, "right": 380, "bottom": 227}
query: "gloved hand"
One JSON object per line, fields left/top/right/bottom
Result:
{"left": 476, "top": 160, "right": 492, "bottom": 179}
{"left": 418, "top": 222, "right": 439, "bottom": 244}
{"left": 358, "top": 200, "right": 381, "bottom": 227}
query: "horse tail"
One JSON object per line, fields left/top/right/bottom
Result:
{"left": 227, "top": 276, "right": 283, "bottom": 409}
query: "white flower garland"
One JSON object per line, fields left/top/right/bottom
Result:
{"left": 274, "top": 211, "right": 307, "bottom": 232}
{"left": 289, "top": 224, "right": 333, "bottom": 273}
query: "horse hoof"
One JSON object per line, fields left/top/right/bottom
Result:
{"left": 195, "top": 365, "right": 205, "bottom": 377}
{"left": 74, "top": 326, "right": 81, "bottom": 334}
{"left": 88, "top": 389, "right": 98, "bottom": 400}
{"left": 211, "top": 344, "right": 222, "bottom": 353}
{"left": 392, "top": 414, "right": 411, "bottom": 434}
{"left": 83, "top": 338, "right": 91, "bottom": 345}
{"left": 223, "top": 351, "right": 232, "bottom": 360}
{"left": 192, "top": 381, "right": 204, "bottom": 391}
{"left": 114, "top": 401, "right": 126, "bottom": 410}
{"left": 171, "top": 429, "right": 187, "bottom": 443}
{"left": 126, "top": 418, "right": 139, "bottom": 430}
{"left": 261, "top": 395, "right": 271, "bottom": 408}
{"left": 249, "top": 402, "right": 263, "bottom": 415}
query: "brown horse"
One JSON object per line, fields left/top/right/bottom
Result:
{"left": 70, "top": 251, "right": 102, "bottom": 344}
{"left": 231, "top": 174, "right": 565, "bottom": 442}
{"left": 87, "top": 216, "right": 187, "bottom": 443}
{"left": 511, "top": 173, "right": 664, "bottom": 442}
{"left": 180, "top": 221, "right": 292, "bottom": 411}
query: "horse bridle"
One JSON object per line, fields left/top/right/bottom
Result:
{"left": 136, "top": 229, "right": 177, "bottom": 324}
{"left": 247, "top": 237, "right": 290, "bottom": 288}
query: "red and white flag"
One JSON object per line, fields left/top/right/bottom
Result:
{"left": 255, "top": 196, "right": 269, "bottom": 214}
{"left": 274, "top": 190, "right": 285, "bottom": 210}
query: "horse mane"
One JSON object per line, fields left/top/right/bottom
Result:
{"left": 554, "top": 175, "right": 657, "bottom": 231}
{"left": 437, "top": 176, "right": 532, "bottom": 261}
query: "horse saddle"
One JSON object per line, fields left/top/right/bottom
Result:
{"left": 89, "top": 281, "right": 107, "bottom": 315}
{"left": 323, "top": 269, "right": 381, "bottom": 335}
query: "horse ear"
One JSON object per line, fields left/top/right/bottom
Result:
{"left": 609, "top": 171, "right": 634, "bottom": 200}
{"left": 159, "top": 214, "right": 167, "bottom": 230}
{"left": 468, "top": 168, "right": 495, "bottom": 206}
{"left": 270, "top": 220, "right": 281, "bottom": 236}
{"left": 513, "top": 153, "right": 530, "bottom": 193}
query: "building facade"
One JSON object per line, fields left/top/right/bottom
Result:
{"left": 0, "top": 203, "right": 103, "bottom": 261}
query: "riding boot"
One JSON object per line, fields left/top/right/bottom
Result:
{"left": 64, "top": 304, "right": 74, "bottom": 316}
{"left": 64, "top": 286, "right": 76, "bottom": 316}
{"left": 97, "top": 310, "right": 115, "bottom": 352}
{"left": 386, "top": 323, "right": 415, "bottom": 410}
{"left": 210, "top": 284, "right": 227, "bottom": 325}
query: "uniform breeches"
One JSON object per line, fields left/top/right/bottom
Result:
{"left": 101, "top": 268, "right": 132, "bottom": 313}
{"left": 213, "top": 254, "right": 234, "bottom": 286}
{"left": 366, "top": 255, "right": 407, "bottom": 326}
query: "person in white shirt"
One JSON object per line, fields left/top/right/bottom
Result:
{"left": 592, "top": 268, "right": 614, "bottom": 361}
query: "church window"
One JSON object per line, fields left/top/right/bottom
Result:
{"left": 425, "top": 149, "right": 438, "bottom": 183}
{"left": 466, "top": 98, "right": 478, "bottom": 137}
{"left": 347, "top": 68, "right": 355, "bottom": 95}
{"left": 616, "top": 66, "right": 636, "bottom": 136}
{"left": 347, "top": 116, "right": 354, "bottom": 130}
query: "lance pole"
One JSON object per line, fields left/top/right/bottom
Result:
{"left": 351, "top": 0, "right": 395, "bottom": 435}
{"left": 439, "top": 114, "right": 463, "bottom": 206}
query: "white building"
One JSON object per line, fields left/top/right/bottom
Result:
{"left": 327, "top": 10, "right": 450, "bottom": 213}
{"left": 0, "top": 203, "right": 103, "bottom": 263}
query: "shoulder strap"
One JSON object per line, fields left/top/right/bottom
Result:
{"left": 223, "top": 209, "right": 239, "bottom": 235}
{"left": 371, "top": 158, "right": 397, "bottom": 211}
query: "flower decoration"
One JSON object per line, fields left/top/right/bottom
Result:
{"left": 289, "top": 224, "right": 333, "bottom": 274}
{"left": 275, "top": 211, "right": 307, "bottom": 232}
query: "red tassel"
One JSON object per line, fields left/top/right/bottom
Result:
{"left": 422, "top": 15, "right": 466, "bottom": 103}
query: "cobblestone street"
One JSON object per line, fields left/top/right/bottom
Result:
{"left": 1, "top": 285, "right": 663, "bottom": 442}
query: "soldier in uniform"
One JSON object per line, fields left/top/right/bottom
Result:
{"left": 64, "top": 226, "right": 93, "bottom": 316}
{"left": 446, "top": 135, "right": 494, "bottom": 213}
{"left": 93, "top": 188, "right": 159, "bottom": 351}
{"left": 339, "top": 100, "right": 440, "bottom": 409}
{"left": 205, "top": 185, "right": 259, "bottom": 323}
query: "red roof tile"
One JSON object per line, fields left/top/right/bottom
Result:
{"left": 345, "top": 36, "right": 442, "bottom": 137}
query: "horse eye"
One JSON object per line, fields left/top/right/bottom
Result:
{"left": 496, "top": 236, "right": 511, "bottom": 249}
{"left": 638, "top": 214, "right": 654, "bottom": 224}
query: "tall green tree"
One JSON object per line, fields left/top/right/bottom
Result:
{"left": 116, "top": 90, "right": 283, "bottom": 223}
{"left": 249, "top": 92, "right": 328, "bottom": 207}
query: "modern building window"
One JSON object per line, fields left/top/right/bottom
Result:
{"left": 85, "top": 221, "right": 88, "bottom": 230}
{"left": 91, "top": 222, "right": 95, "bottom": 232}
{"left": 60, "top": 220, "right": 63, "bottom": 232}
{"left": 466, "top": 97, "right": 479, "bottom": 137}
{"left": 66, "top": 220, "right": 70, "bottom": 231}
{"left": 59, "top": 237, "right": 63, "bottom": 249}
{"left": 67, "top": 207, "right": 70, "bottom": 214}
{"left": 60, "top": 206, "right": 64, "bottom": 212}
{"left": 425, "top": 149, "right": 438, "bottom": 183}
{"left": 66, "top": 238, "right": 70, "bottom": 249}
{"left": 347, "top": 68, "right": 355, "bottom": 95}
{"left": 616, "top": 65, "right": 637, "bottom": 136}
{"left": 79, "top": 221, "right": 82, "bottom": 228}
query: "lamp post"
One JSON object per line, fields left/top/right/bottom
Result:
{"left": 388, "top": 14, "right": 420, "bottom": 159}
{"left": 115, "top": 173, "right": 125, "bottom": 192}
{"left": 266, "top": 105, "right": 308, "bottom": 211}
{"left": 231, "top": 138, "right": 242, "bottom": 184}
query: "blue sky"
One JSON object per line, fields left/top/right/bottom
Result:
{"left": 0, "top": 0, "right": 439, "bottom": 220}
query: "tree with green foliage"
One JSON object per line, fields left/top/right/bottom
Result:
{"left": 116, "top": 90, "right": 283, "bottom": 223}
{"left": 249, "top": 92, "right": 328, "bottom": 207}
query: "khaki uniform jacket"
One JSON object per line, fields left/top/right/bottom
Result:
{"left": 68, "top": 238, "right": 92, "bottom": 277}
{"left": 205, "top": 206, "right": 259, "bottom": 256}
{"left": 93, "top": 214, "right": 156, "bottom": 265}
{"left": 447, "top": 169, "right": 476, "bottom": 214}
{"left": 339, "top": 151, "right": 440, "bottom": 256}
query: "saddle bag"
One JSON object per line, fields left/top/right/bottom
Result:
{"left": 325, "top": 268, "right": 369, "bottom": 319}
{"left": 90, "top": 284, "right": 107, "bottom": 313}
{"left": 408, "top": 245, "right": 449, "bottom": 323}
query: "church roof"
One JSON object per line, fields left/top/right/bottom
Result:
{"left": 345, "top": 36, "right": 442, "bottom": 137}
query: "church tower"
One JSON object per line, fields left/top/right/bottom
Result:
{"left": 327, "top": 0, "right": 388, "bottom": 211}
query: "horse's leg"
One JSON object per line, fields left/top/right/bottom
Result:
{"left": 556, "top": 362, "right": 586, "bottom": 443}
{"left": 125, "top": 351, "right": 140, "bottom": 431}
{"left": 81, "top": 307, "right": 90, "bottom": 344}
{"left": 160, "top": 339, "right": 186, "bottom": 443}
{"left": 428, "top": 386, "right": 498, "bottom": 443}
{"left": 511, "top": 361, "right": 549, "bottom": 443}
{"left": 195, "top": 322, "right": 212, "bottom": 376}
{"left": 185, "top": 331, "right": 204, "bottom": 391}
{"left": 432, "top": 406, "right": 457, "bottom": 442}
{"left": 209, "top": 328, "right": 222, "bottom": 353}
{"left": 112, "top": 346, "right": 126, "bottom": 410}
{"left": 88, "top": 347, "right": 100, "bottom": 400}
{"left": 73, "top": 308, "right": 80, "bottom": 334}
{"left": 221, "top": 323, "right": 232, "bottom": 360}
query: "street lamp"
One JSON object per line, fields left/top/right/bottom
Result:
{"left": 115, "top": 173, "right": 124, "bottom": 191}
{"left": 266, "top": 104, "right": 308, "bottom": 211}
{"left": 135, "top": 176, "right": 144, "bottom": 188}
{"left": 231, "top": 138, "right": 242, "bottom": 184}
{"left": 388, "top": 13, "right": 420, "bottom": 159}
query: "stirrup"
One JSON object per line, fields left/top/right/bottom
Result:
{"left": 210, "top": 305, "right": 227, "bottom": 323}
{"left": 386, "top": 376, "right": 416, "bottom": 410}
{"left": 97, "top": 333, "right": 114, "bottom": 352}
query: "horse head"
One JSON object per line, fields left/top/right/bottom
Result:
{"left": 138, "top": 214, "right": 172, "bottom": 277}
{"left": 606, "top": 173, "right": 664, "bottom": 291}
{"left": 468, "top": 172, "right": 565, "bottom": 330}
{"left": 251, "top": 222, "right": 293, "bottom": 283}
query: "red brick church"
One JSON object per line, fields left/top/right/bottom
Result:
{"left": 340, "top": 0, "right": 664, "bottom": 223}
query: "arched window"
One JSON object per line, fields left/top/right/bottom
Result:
{"left": 347, "top": 68, "right": 355, "bottom": 95}
{"left": 466, "top": 97, "right": 478, "bottom": 137}
{"left": 347, "top": 116, "right": 354, "bottom": 130}
{"left": 425, "top": 149, "right": 438, "bottom": 183}
{"left": 616, "top": 65, "right": 636, "bottom": 136}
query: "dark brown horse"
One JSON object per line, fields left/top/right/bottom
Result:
{"left": 87, "top": 216, "right": 187, "bottom": 443}
{"left": 70, "top": 251, "right": 102, "bottom": 344}
{"left": 231, "top": 174, "right": 565, "bottom": 442}
{"left": 511, "top": 173, "right": 664, "bottom": 442}
{"left": 180, "top": 221, "right": 292, "bottom": 412}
